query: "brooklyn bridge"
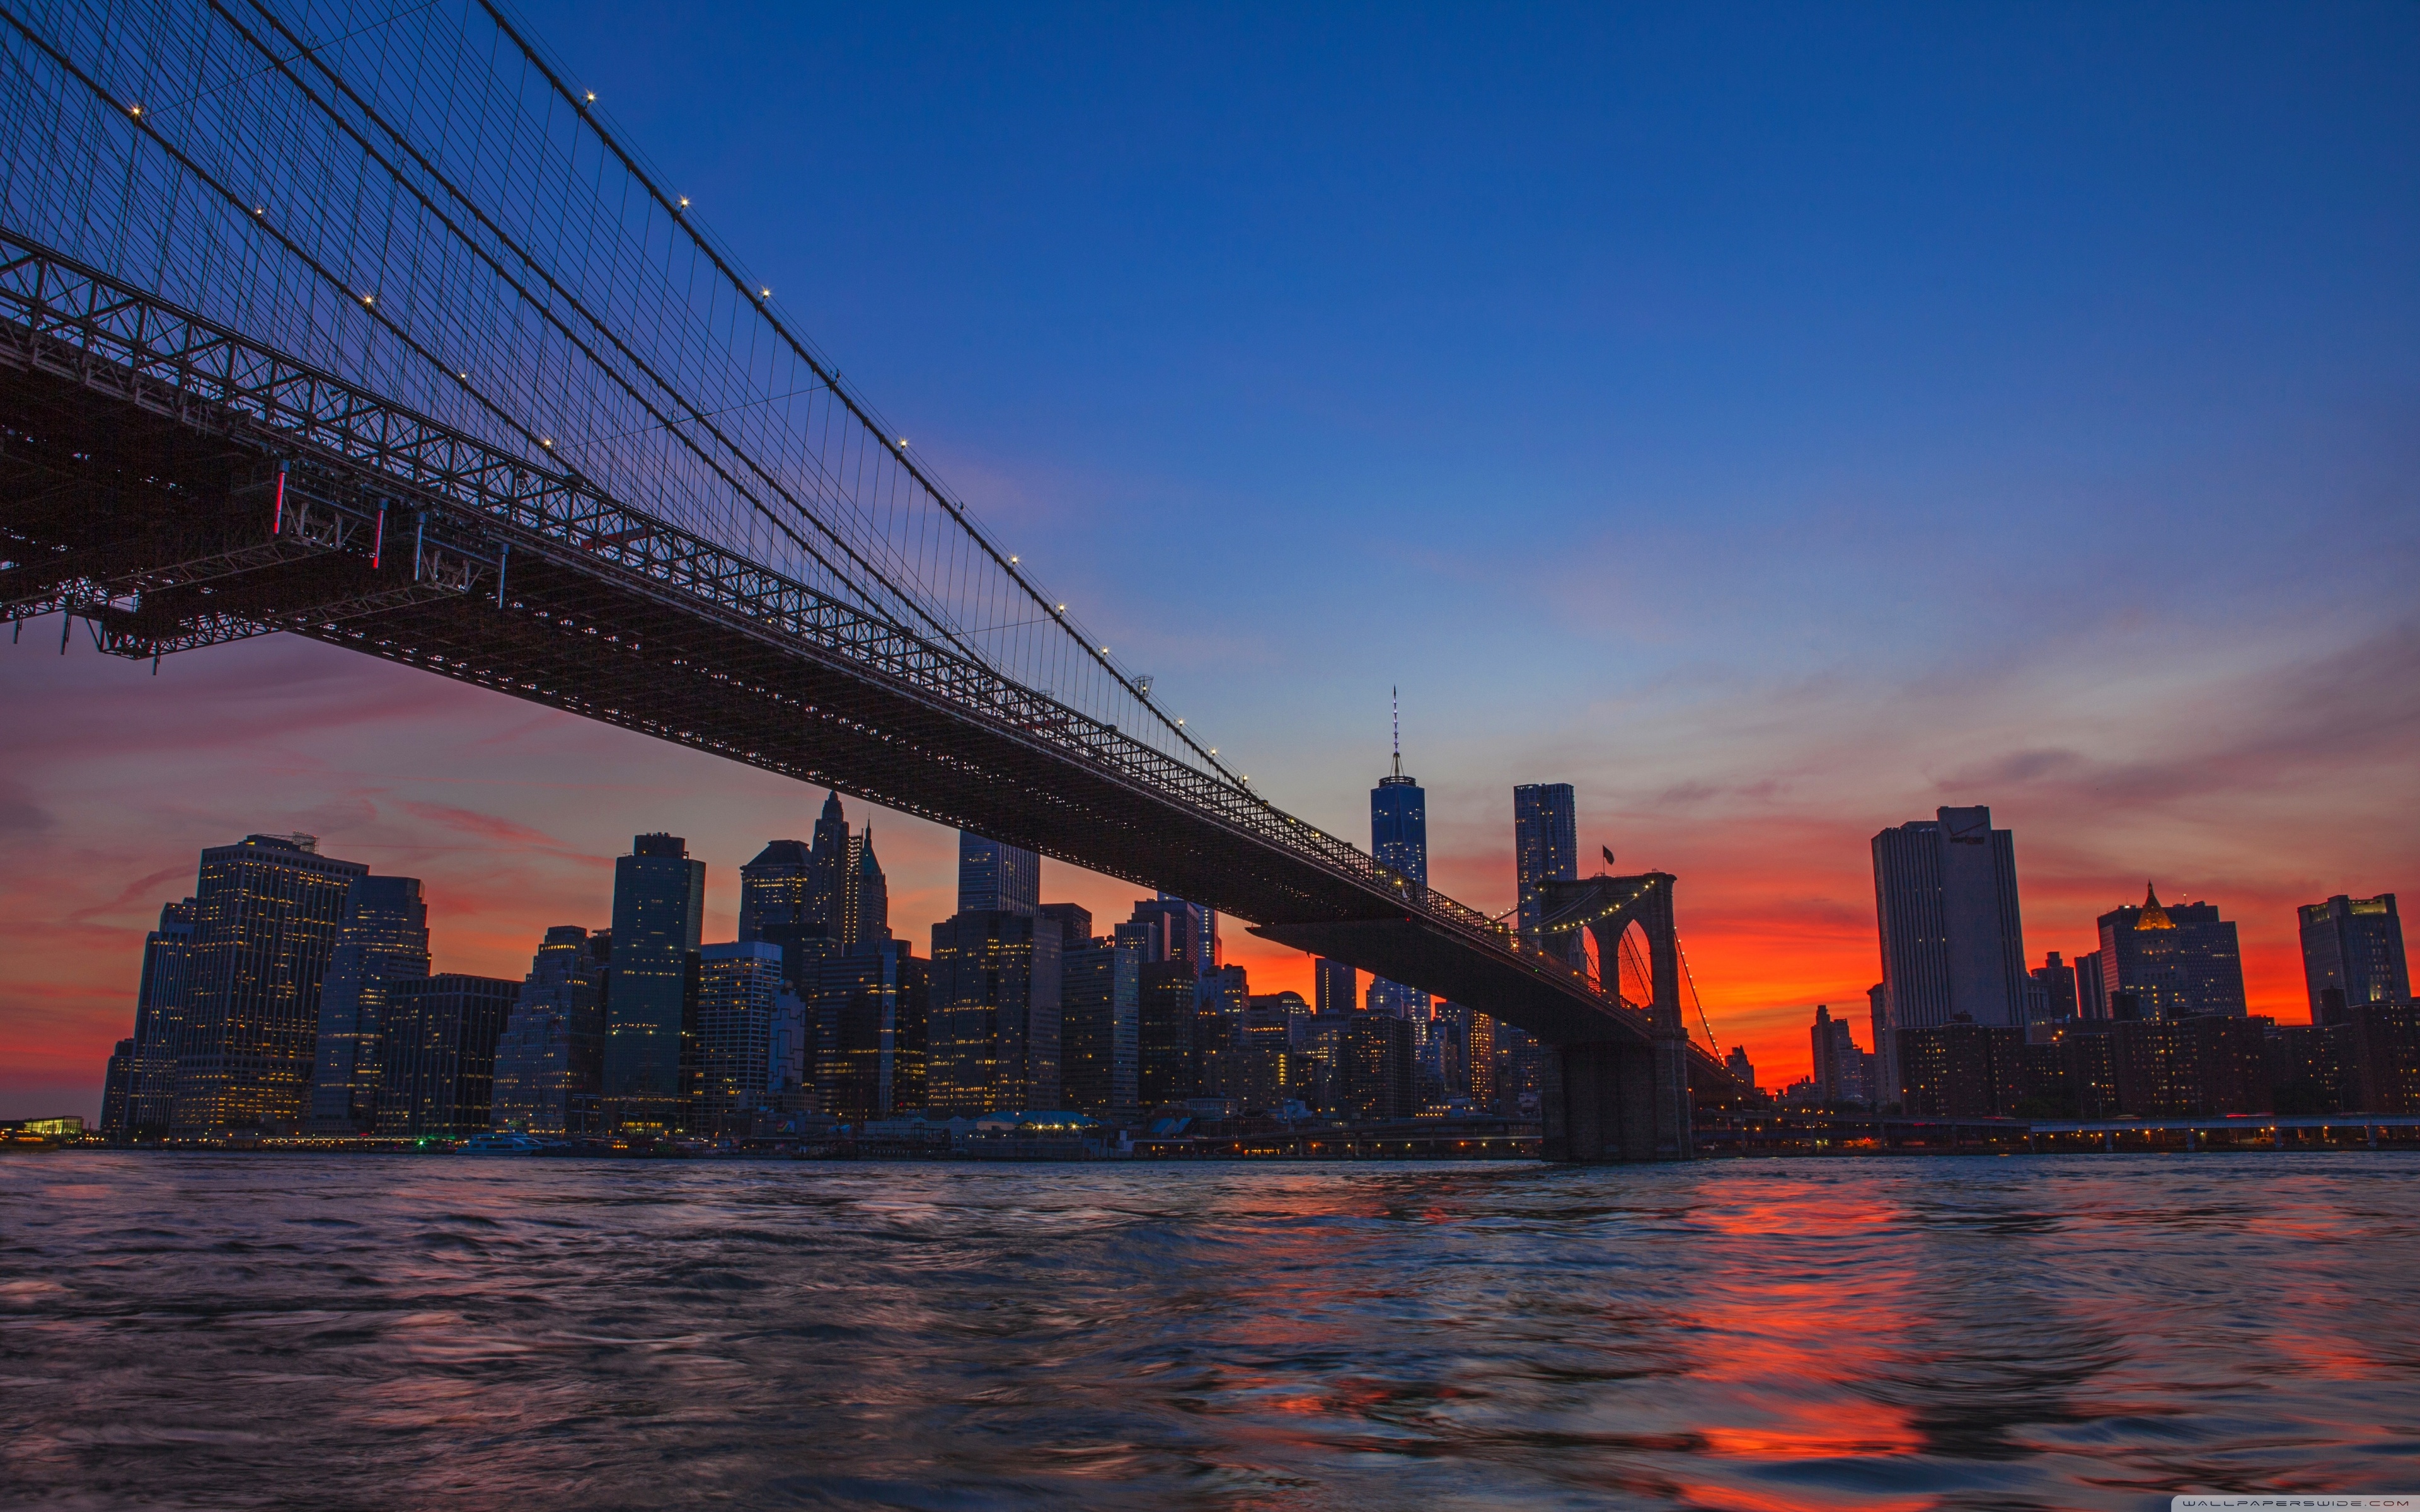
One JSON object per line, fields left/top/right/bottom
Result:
{"left": 0, "top": 0, "right": 1749, "bottom": 1159}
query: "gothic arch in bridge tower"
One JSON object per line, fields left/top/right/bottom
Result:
{"left": 1534, "top": 873, "right": 1695, "bottom": 1162}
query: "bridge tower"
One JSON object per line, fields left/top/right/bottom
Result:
{"left": 1534, "top": 873, "right": 1694, "bottom": 1161}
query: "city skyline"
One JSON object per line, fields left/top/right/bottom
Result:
{"left": 9, "top": 727, "right": 2406, "bottom": 1120}
{"left": 4, "top": 0, "right": 2416, "bottom": 1119}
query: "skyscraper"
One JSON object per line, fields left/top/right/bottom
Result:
{"left": 124, "top": 898, "right": 197, "bottom": 1137}
{"left": 1514, "top": 782, "right": 1580, "bottom": 943}
{"left": 100, "top": 1039, "right": 135, "bottom": 1139}
{"left": 958, "top": 831, "right": 1039, "bottom": 915}
{"left": 2073, "top": 951, "right": 2108, "bottom": 1019}
{"left": 1870, "top": 806, "right": 2028, "bottom": 1043}
{"left": 305, "top": 875, "right": 432, "bottom": 1133}
{"left": 490, "top": 925, "right": 608, "bottom": 1134}
{"left": 696, "top": 941, "right": 785, "bottom": 1133}
{"left": 1062, "top": 927, "right": 1141, "bottom": 1114}
{"left": 739, "top": 839, "right": 820, "bottom": 984}
{"left": 2299, "top": 894, "right": 2409, "bottom": 1025}
{"left": 928, "top": 908, "right": 1060, "bottom": 1115}
{"left": 2024, "top": 951, "right": 2080, "bottom": 1025}
{"left": 1039, "top": 903, "right": 1093, "bottom": 951}
{"left": 1368, "top": 694, "right": 1431, "bottom": 1021}
{"left": 1197, "top": 962, "right": 1250, "bottom": 1099}
{"left": 740, "top": 791, "right": 884, "bottom": 987}
{"left": 1809, "top": 1004, "right": 1872, "bottom": 1105}
{"left": 606, "top": 833, "right": 706, "bottom": 1132}
{"left": 813, "top": 936, "right": 929, "bottom": 1121}
{"left": 2095, "top": 886, "right": 2247, "bottom": 1020}
{"left": 1337, "top": 1014, "right": 1415, "bottom": 1122}
{"left": 840, "top": 827, "right": 890, "bottom": 949}
{"left": 1131, "top": 895, "right": 1214, "bottom": 973}
{"left": 171, "top": 835, "right": 369, "bottom": 1137}
{"left": 1313, "top": 958, "right": 1357, "bottom": 1017}
{"left": 374, "top": 973, "right": 522, "bottom": 1138}
{"left": 1138, "top": 960, "right": 1200, "bottom": 1108}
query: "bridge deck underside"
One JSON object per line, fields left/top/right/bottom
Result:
{"left": 3, "top": 340, "right": 1739, "bottom": 1091}
{"left": 1248, "top": 919, "right": 1661, "bottom": 1046}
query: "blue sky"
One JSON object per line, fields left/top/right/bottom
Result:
{"left": 5, "top": 1, "right": 2416, "bottom": 1111}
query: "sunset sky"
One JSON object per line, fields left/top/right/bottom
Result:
{"left": 5, "top": 1, "right": 2417, "bottom": 1118}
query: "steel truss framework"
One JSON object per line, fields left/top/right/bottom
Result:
{"left": 0, "top": 232, "right": 1743, "bottom": 1087}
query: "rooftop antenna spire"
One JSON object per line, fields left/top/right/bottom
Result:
{"left": 1392, "top": 686, "right": 1402, "bottom": 779}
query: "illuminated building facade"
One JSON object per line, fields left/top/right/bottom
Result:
{"left": 696, "top": 941, "right": 784, "bottom": 1133}
{"left": 1313, "top": 957, "right": 1356, "bottom": 1017}
{"left": 1514, "top": 782, "right": 1581, "bottom": 963}
{"left": 1367, "top": 716, "right": 1431, "bottom": 1021}
{"left": 2300, "top": 894, "right": 2408, "bottom": 1026}
{"left": 814, "top": 937, "right": 930, "bottom": 1121}
{"left": 606, "top": 833, "right": 706, "bottom": 1131}
{"left": 124, "top": 898, "right": 197, "bottom": 1136}
{"left": 1870, "top": 805, "right": 2028, "bottom": 1102}
{"left": 928, "top": 908, "right": 1060, "bottom": 1115}
{"left": 957, "top": 831, "right": 1039, "bottom": 915}
{"left": 490, "top": 925, "right": 608, "bottom": 1133}
{"left": 171, "top": 835, "right": 368, "bottom": 1137}
{"left": 2095, "top": 886, "right": 2247, "bottom": 1020}
{"left": 304, "top": 875, "right": 431, "bottom": 1133}
{"left": 374, "top": 973, "right": 522, "bottom": 1137}
{"left": 1061, "top": 929, "right": 1141, "bottom": 1114}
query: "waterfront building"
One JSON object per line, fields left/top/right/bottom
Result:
{"left": 490, "top": 926, "right": 608, "bottom": 1134}
{"left": 2268, "top": 1022, "right": 2360, "bottom": 1114}
{"left": 1494, "top": 1020, "right": 1545, "bottom": 1117}
{"left": 1368, "top": 711, "right": 1431, "bottom": 1021}
{"left": 2299, "top": 895, "right": 2408, "bottom": 1026}
{"left": 1864, "top": 982, "right": 1891, "bottom": 1101}
{"left": 99, "top": 1039, "right": 134, "bottom": 1140}
{"left": 2107, "top": 1014, "right": 2266, "bottom": 1116}
{"left": 928, "top": 908, "right": 1059, "bottom": 1116}
{"left": 1898, "top": 1019, "right": 2023, "bottom": 1118}
{"left": 1240, "top": 991, "right": 1311, "bottom": 1113}
{"left": 374, "top": 973, "right": 522, "bottom": 1137}
{"left": 1138, "top": 957, "right": 1200, "bottom": 1108}
{"left": 606, "top": 833, "right": 706, "bottom": 1133}
{"left": 1197, "top": 963, "right": 1250, "bottom": 1100}
{"left": 2095, "top": 886, "right": 2247, "bottom": 1020}
{"left": 1313, "top": 957, "right": 1357, "bottom": 1017}
{"left": 1514, "top": 782, "right": 1581, "bottom": 964}
{"left": 1337, "top": 1012, "right": 1416, "bottom": 1122}
{"left": 1061, "top": 929, "right": 1140, "bottom": 1115}
{"left": 813, "top": 937, "right": 929, "bottom": 1123}
{"left": 304, "top": 875, "right": 432, "bottom": 1134}
{"left": 957, "top": 832, "right": 1039, "bottom": 915}
{"left": 697, "top": 941, "right": 785, "bottom": 1133}
{"left": 1870, "top": 807, "right": 2028, "bottom": 1090}
{"left": 2344, "top": 1002, "right": 2420, "bottom": 1114}
{"left": 123, "top": 898, "right": 197, "bottom": 1137}
{"left": 2027, "top": 952, "right": 2079, "bottom": 1025}
{"left": 171, "top": 834, "right": 369, "bottom": 1137}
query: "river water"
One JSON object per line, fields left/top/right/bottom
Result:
{"left": 4, "top": 1152, "right": 2416, "bottom": 1509}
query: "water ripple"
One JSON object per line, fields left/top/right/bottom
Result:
{"left": 4, "top": 1152, "right": 2417, "bottom": 1509}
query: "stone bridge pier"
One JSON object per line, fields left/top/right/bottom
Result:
{"left": 1536, "top": 872, "right": 1695, "bottom": 1162}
